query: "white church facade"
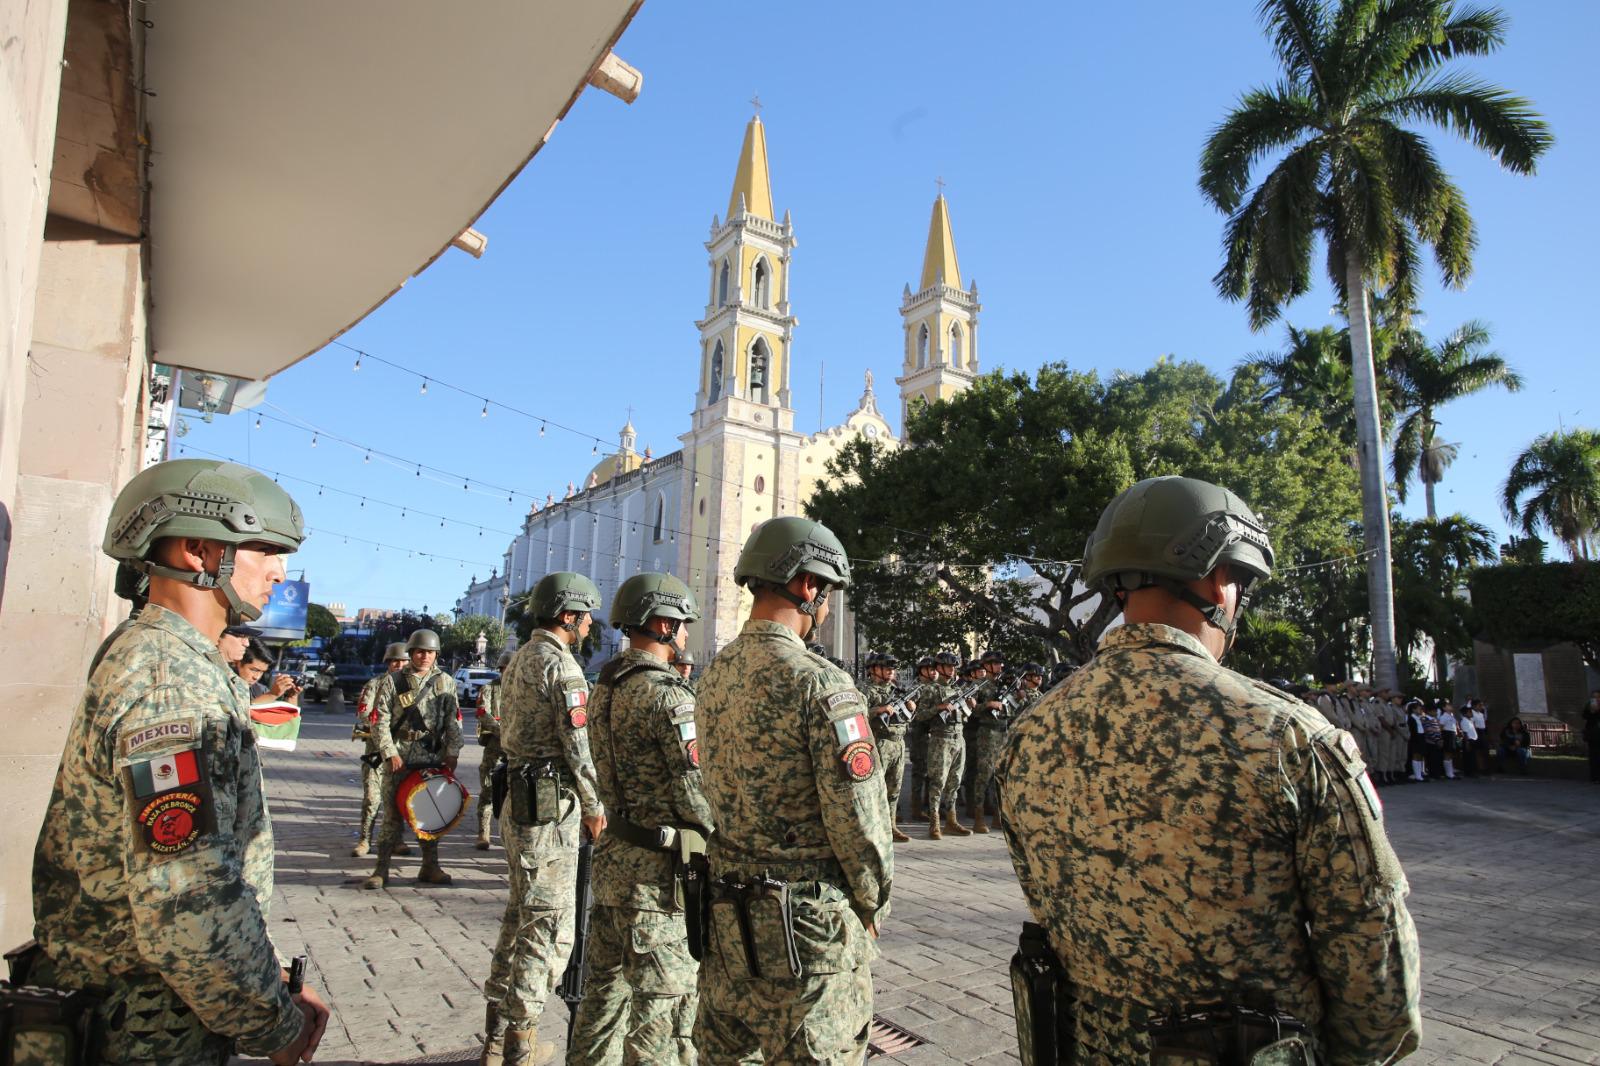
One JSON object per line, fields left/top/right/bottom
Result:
{"left": 455, "top": 113, "right": 983, "bottom": 666}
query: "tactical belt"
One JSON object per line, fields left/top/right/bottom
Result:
{"left": 611, "top": 816, "right": 682, "bottom": 853}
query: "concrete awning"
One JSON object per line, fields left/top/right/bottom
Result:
{"left": 144, "top": 0, "right": 642, "bottom": 381}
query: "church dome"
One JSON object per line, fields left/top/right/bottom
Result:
{"left": 585, "top": 449, "right": 643, "bottom": 488}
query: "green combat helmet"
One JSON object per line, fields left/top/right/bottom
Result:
{"left": 673, "top": 648, "right": 695, "bottom": 668}
{"left": 103, "top": 458, "right": 305, "bottom": 623}
{"left": 610, "top": 573, "right": 700, "bottom": 646}
{"left": 733, "top": 516, "right": 851, "bottom": 617}
{"left": 529, "top": 571, "right": 602, "bottom": 633}
{"left": 383, "top": 642, "right": 409, "bottom": 662}
{"left": 1081, "top": 475, "right": 1273, "bottom": 637}
{"left": 406, "top": 629, "right": 441, "bottom": 653}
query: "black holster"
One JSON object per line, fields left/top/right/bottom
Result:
{"left": 2, "top": 942, "right": 100, "bottom": 1065}
{"left": 508, "top": 760, "right": 564, "bottom": 825}
{"left": 490, "top": 757, "right": 509, "bottom": 819}
{"left": 1010, "top": 922, "right": 1072, "bottom": 1066}
{"left": 683, "top": 853, "right": 711, "bottom": 962}
{"left": 1148, "top": 1005, "right": 1314, "bottom": 1066}
{"left": 359, "top": 750, "right": 383, "bottom": 769}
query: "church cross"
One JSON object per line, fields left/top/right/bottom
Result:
{"left": 750, "top": 93, "right": 763, "bottom": 116}
{"left": 935, "top": 175, "right": 947, "bottom": 195}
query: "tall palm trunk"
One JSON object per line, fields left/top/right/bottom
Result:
{"left": 1346, "top": 259, "right": 1400, "bottom": 690}
{"left": 1424, "top": 477, "right": 1438, "bottom": 520}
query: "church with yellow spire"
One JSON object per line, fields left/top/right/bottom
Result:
{"left": 455, "top": 112, "right": 982, "bottom": 663}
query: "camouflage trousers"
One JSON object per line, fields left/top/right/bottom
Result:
{"left": 375, "top": 766, "right": 407, "bottom": 848}
{"left": 925, "top": 732, "right": 965, "bottom": 817}
{"left": 485, "top": 799, "right": 581, "bottom": 1026}
{"left": 966, "top": 725, "right": 1008, "bottom": 814}
{"left": 20, "top": 955, "right": 232, "bottom": 1065}
{"left": 907, "top": 722, "right": 931, "bottom": 810}
{"left": 694, "top": 880, "right": 875, "bottom": 1065}
{"left": 476, "top": 733, "right": 502, "bottom": 840}
{"left": 565, "top": 906, "right": 698, "bottom": 1065}
{"left": 358, "top": 741, "right": 383, "bottom": 844}
{"left": 877, "top": 736, "right": 906, "bottom": 812}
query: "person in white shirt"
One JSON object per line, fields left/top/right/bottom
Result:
{"left": 1457, "top": 707, "right": 1479, "bottom": 778}
{"left": 1471, "top": 700, "right": 1491, "bottom": 776}
{"left": 1437, "top": 705, "right": 1461, "bottom": 780}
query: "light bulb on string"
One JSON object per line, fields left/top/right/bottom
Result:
{"left": 540, "top": 422, "right": 546, "bottom": 437}
{"left": 310, "top": 433, "right": 318, "bottom": 447}
{"left": 415, "top": 464, "right": 421, "bottom": 477}
{"left": 364, "top": 450, "right": 371, "bottom": 463}
{"left": 481, "top": 401, "right": 489, "bottom": 418}
{"left": 254, "top": 416, "right": 262, "bottom": 429}
{"left": 420, "top": 378, "right": 429, "bottom": 395}
{"left": 353, "top": 353, "right": 363, "bottom": 371}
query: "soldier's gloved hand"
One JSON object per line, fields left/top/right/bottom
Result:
{"left": 583, "top": 812, "right": 607, "bottom": 841}
{"left": 269, "top": 983, "right": 330, "bottom": 1064}
{"left": 443, "top": 756, "right": 458, "bottom": 773}
{"left": 387, "top": 755, "right": 403, "bottom": 773}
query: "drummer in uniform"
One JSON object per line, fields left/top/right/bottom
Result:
{"left": 353, "top": 642, "right": 409, "bottom": 858}
{"left": 362, "top": 628, "right": 463, "bottom": 889}
{"left": 474, "top": 649, "right": 513, "bottom": 850}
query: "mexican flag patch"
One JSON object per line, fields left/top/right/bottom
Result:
{"left": 832, "top": 713, "right": 870, "bottom": 748}
{"left": 129, "top": 748, "right": 200, "bottom": 798}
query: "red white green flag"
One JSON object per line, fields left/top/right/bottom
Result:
{"left": 250, "top": 702, "right": 302, "bottom": 751}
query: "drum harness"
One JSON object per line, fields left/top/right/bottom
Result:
{"left": 391, "top": 670, "right": 447, "bottom": 768}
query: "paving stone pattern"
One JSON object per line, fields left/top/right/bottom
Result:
{"left": 235, "top": 713, "right": 1600, "bottom": 1065}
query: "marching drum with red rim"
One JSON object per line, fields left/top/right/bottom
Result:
{"left": 394, "top": 767, "right": 470, "bottom": 841}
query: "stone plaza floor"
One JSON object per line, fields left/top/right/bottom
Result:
{"left": 237, "top": 712, "right": 1600, "bottom": 1065}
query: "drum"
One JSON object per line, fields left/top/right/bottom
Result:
{"left": 394, "top": 767, "right": 470, "bottom": 840}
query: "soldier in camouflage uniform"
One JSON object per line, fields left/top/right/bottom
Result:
{"left": 965, "top": 651, "right": 1014, "bottom": 834}
{"left": 917, "top": 656, "right": 974, "bottom": 840}
{"left": 671, "top": 647, "right": 696, "bottom": 686}
{"left": 906, "top": 655, "right": 938, "bottom": 821}
{"left": 363, "top": 628, "right": 464, "bottom": 889}
{"left": 480, "top": 572, "right": 606, "bottom": 1066}
{"left": 26, "top": 459, "right": 328, "bottom": 1064}
{"left": 475, "top": 649, "right": 513, "bottom": 849}
{"left": 859, "top": 652, "right": 913, "bottom": 843}
{"left": 998, "top": 476, "right": 1421, "bottom": 1064}
{"left": 1014, "top": 662, "right": 1045, "bottom": 713}
{"left": 694, "top": 517, "right": 893, "bottom": 1064}
{"left": 566, "top": 573, "right": 714, "bottom": 1066}
{"left": 353, "top": 642, "right": 409, "bottom": 857}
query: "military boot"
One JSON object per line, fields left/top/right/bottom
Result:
{"left": 417, "top": 842, "right": 453, "bottom": 885}
{"left": 891, "top": 816, "right": 910, "bottom": 844}
{"left": 351, "top": 838, "right": 370, "bottom": 858}
{"left": 943, "top": 810, "right": 972, "bottom": 836}
{"left": 393, "top": 841, "right": 412, "bottom": 857}
{"left": 971, "top": 809, "right": 990, "bottom": 834}
{"left": 362, "top": 846, "right": 392, "bottom": 890}
{"left": 475, "top": 833, "right": 492, "bottom": 851}
{"left": 911, "top": 787, "right": 927, "bottom": 822}
{"left": 502, "top": 1026, "right": 556, "bottom": 1066}
{"left": 479, "top": 1004, "right": 506, "bottom": 1066}
{"left": 927, "top": 806, "right": 943, "bottom": 840}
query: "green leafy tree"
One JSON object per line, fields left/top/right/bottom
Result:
{"left": 1231, "top": 612, "right": 1313, "bottom": 682}
{"left": 807, "top": 360, "right": 1361, "bottom": 665}
{"left": 1470, "top": 561, "right": 1600, "bottom": 669}
{"left": 1501, "top": 429, "right": 1600, "bottom": 560}
{"left": 1390, "top": 513, "right": 1495, "bottom": 684}
{"left": 443, "top": 615, "right": 509, "bottom": 666}
{"left": 1388, "top": 320, "right": 1521, "bottom": 517}
{"left": 1200, "top": 0, "right": 1551, "bottom": 689}
{"left": 305, "top": 603, "right": 341, "bottom": 640}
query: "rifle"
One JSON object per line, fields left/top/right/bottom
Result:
{"left": 879, "top": 684, "right": 919, "bottom": 725}
{"left": 557, "top": 829, "right": 595, "bottom": 1040}
{"left": 937, "top": 681, "right": 984, "bottom": 724}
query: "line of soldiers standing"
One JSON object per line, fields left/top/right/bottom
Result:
{"left": 1301, "top": 680, "right": 1412, "bottom": 786}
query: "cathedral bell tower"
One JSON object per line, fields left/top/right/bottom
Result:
{"left": 897, "top": 192, "right": 980, "bottom": 428}
{"left": 679, "top": 112, "right": 805, "bottom": 657}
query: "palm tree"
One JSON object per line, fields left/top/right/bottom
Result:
{"left": 1389, "top": 320, "right": 1522, "bottom": 517}
{"left": 1200, "top": 0, "right": 1551, "bottom": 689}
{"left": 1391, "top": 513, "right": 1495, "bottom": 683}
{"left": 1502, "top": 429, "right": 1600, "bottom": 561}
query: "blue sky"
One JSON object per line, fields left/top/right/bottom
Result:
{"left": 176, "top": 3, "right": 1599, "bottom": 617}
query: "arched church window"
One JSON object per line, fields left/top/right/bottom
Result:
{"left": 652, "top": 495, "right": 665, "bottom": 543}
{"left": 708, "top": 341, "right": 724, "bottom": 403}
{"left": 718, "top": 260, "right": 730, "bottom": 306}
{"left": 749, "top": 340, "right": 770, "bottom": 405}
{"left": 950, "top": 322, "right": 964, "bottom": 367}
{"left": 752, "top": 258, "right": 771, "bottom": 308}
{"left": 917, "top": 324, "right": 929, "bottom": 368}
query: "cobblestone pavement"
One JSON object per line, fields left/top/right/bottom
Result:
{"left": 237, "top": 711, "right": 1600, "bottom": 1065}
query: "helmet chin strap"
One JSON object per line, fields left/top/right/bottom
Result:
{"left": 1157, "top": 578, "right": 1241, "bottom": 657}
{"left": 134, "top": 544, "right": 261, "bottom": 623}
{"left": 772, "top": 580, "right": 830, "bottom": 639}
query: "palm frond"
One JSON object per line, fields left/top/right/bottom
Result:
{"left": 1389, "top": 407, "right": 1425, "bottom": 501}
{"left": 1214, "top": 138, "right": 1325, "bottom": 327}
{"left": 1377, "top": 73, "right": 1553, "bottom": 174}
{"left": 1199, "top": 83, "right": 1322, "bottom": 213}
{"left": 1396, "top": 5, "right": 1509, "bottom": 81}
{"left": 1256, "top": 0, "right": 1332, "bottom": 102}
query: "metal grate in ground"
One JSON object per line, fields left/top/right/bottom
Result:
{"left": 868, "top": 1013, "right": 932, "bottom": 1057}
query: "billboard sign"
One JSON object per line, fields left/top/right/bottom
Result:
{"left": 257, "top": 579, "right": 310, "bottom": 642}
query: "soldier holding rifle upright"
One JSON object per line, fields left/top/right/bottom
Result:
{"left": 859, "top": 652, "right": 914, "bottom": 843}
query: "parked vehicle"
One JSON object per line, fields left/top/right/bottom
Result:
{"left": 453, "top": 668, "right": 499, "bottom": 706}
{"left": 321, "top": 662, "right": 382, "bottom": 702}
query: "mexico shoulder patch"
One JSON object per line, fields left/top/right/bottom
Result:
{"left": 565, "top": 685, "right": 589, "bottom": 728}
{"left": 125, "top": 746, "right": 214, "bottom": 856}
{"left": 832, "top": 713, "right": 876, "bottom": 781}
{"left": 677, "top": 719, "right": 699, "bottom": 770}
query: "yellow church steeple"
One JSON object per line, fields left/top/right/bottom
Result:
{"left": 727, "top": 115, "right": 774, "bottom": 221}
{"left": 919, "top": 193, "right": 962, "bottom": 290}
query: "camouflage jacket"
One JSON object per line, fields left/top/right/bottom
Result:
{"left": 477, "top": 679, "right": 503, "bottom": 741}
{"left": 913, "top": 679, "right": 967, "bottom": 736}
{"left": 353, "top": 671, "right": 386, "bottom": 749}
{"left": 858, "top": 679, "right": 908, "bottom": 740}
{"left": 373, "top": 665, "right": 462, "bottom": 766}
{"left": 31, "top": 605, "right": 304, "bottom": 1060}
{"left": 697, "top": 620, "right": 893, "bottom": 929}
{"left": 589, "top": 649, "right": 715, "bottom": 910}
{"left": 997, "top": 623, "right": 1421, "bottom": 1065}
{"left": 500, "top": 628, "right": 602, "bottom": 818}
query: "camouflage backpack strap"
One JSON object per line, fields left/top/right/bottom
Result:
{"left": 594, "top": 659, "right": 656, "bottom": 821}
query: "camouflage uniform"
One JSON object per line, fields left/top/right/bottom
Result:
{"left": 29, "top": 605, "right": 305, "bottom": 1064}
{"left": 998, "top": 623, "right": 1422, "bottom": 1064}
{"left": 354, "top": 671, "right": 387, "bottom": 847}
{"left": 694, "top": 620, "right": 893, "bottom": 1064}
{"left": 567, "top": 650, "right": 715, "bottom": 1066}
{"left": 477, "top": 677, "right": 505, "bottom": 842}
{"left": 485, "top": 629, "right": 603, "bottom": 1029}
{"left": 859, "top": 678, "right": 908, "bottom": 818}
{"left": 907, "top": 671, "right": 939, "bottom": 818}
{"left": 966, "top": 677, "right": 1014, "bottom": 826}
{"left": 371, "top": 664, "right": 463, "bottom": 850}
{"left": 916, "top": 680, "right": 967, "bottom": 825}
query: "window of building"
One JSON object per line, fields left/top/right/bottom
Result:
{"left": 718, "top": 259, "right": 730, "bottom": 306}
{"left": 708, "top": 341, "right": 724, "bottom": 403}
{"left": 652, "top": 495, "right": 665, "bottom": 543}
{"left": 749, "top": 339, "right": 770, "bottom": 405}
{"left": 752, "top": 258, "right": 770, "bottom": 308}
{"left": 754, "top": 475, "right": 765, "bottom": 494}
{"left": 917, "top": 324, "right": 929, "bottom": 368}
{"left": 950, "top": 322, "right": 964, "bottom": 367}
